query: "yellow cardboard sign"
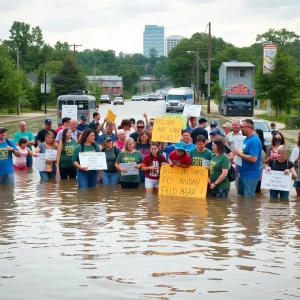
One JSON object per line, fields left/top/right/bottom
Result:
{"left": 164, "top": 115, "right": 187, "bottom": 129}
{"left": 107, "top": 109, "right": 116, "bottom": 122}
{"left": 152, "top": 117, "right": 182, "bottom": 143}
{"left": 159, "top": 165, "right": 208, "bottom": 198}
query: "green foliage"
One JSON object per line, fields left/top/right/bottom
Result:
{"left": 88, "top": 82, "right": 102, "bottom": 102}
{"left": 52, "top": 56, "right": 87, "bottom": 96}
{"left": 118, "top": 64, "right": 140, "bottom": 92}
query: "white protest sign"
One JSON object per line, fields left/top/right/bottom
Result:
{"left": 45, "top": 149, "right": 57, "bottom": 160}
{"left": 261, "top": 170, "right": 292, "bottom": 192}
{"left": 119, "top": 162, "right": 139, "bottom": 175}
{"left": 233, "top": 136, "right": 244, "bottom": 166}
{"left": 183, "top": 105, "right": 202, "bottom": 117}
{"left": 35, "top": 153, "right": 46, "bottom": 171}
{"left": 79, "top": 152, "right": 107, "bottom": 170}
{"left": 62, "top": 105, "right": 77, "bottom": 119}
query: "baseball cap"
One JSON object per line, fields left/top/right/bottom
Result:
{"left": 130, "top": 118, "right": 135, "bottom": 124}
{"left": 175, "top": 142, "right": 186, "bottom": 152}
{"left": 104, "top": 136, "right": 113, "bottom": 142}
{"left": 210, "top": 121, "right": 218, "bottom": 127}
{"left": 0, "top": 126, "right": 7, "bottom": 133}
{"left": 223, "top": 122, "right": 232, "bottom": 129}
{"left": 45, "top": 118, "right": 52, "bottom": 125}
{"left": 210, "top": 128, "right": 221, "bottom": 136}
{"left": 80, "top": 115, "right": 87, "bottom": 120}
{"left": 198, "top": 117, "right": 208, "bottom": 124}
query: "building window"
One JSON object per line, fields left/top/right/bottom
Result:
{"left": 239, "top": 69, "right": 245, "bottom": 77}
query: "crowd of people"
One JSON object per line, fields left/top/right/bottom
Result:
{"left": 0, "top": 112, "right": 299, "bottom": 199}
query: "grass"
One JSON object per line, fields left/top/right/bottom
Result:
{"left": 257, "top": 110, "right": 300, "bottom": 129}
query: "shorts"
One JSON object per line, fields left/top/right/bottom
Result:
{"left": 145, "top": 177, "right": 159, "bottom": 189}
{"left": 13, "top": 164, "right": 28, "bottom": 171}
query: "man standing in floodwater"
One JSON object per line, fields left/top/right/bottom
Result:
{"left": 232, "top": 119, "right": 262, "bottom": 197}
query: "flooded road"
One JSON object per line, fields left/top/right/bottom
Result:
{"left": 1, "top": 101, "right": 300, "bottom": 299}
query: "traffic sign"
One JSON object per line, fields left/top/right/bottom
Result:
{"left": 41, "top": 83, "right": 51, "bottom": 94}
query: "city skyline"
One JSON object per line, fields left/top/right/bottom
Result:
{"left": 0, "top": 0, "right": 299, "bottom": 54}
{"left": 143, "top": 25, "right": 165, "bottom": 57}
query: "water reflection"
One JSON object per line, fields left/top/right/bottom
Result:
{"left": 0, "top": 171, "right": 300, "bottom": 299}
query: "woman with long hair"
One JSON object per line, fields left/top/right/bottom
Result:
{"left": 266, "top": 145, "right": 296, "bottom": 199}
{"left": 56, "top": 128, "right": 77, "bottom": 179}
{"left": 99, "top": 136, "right": 121, "bottom": 185}
{"left": 136, "top": 130, "right": 151, "bottom": 183}
{"left": 290, "top": 132, "right": 300, "bottom": 196}
{"left": 34, "top": 131, "right": 57, "bottom": 180}
{"left": 208, "top": 138, "right": 230, "bottom": 198}
{"left": 72, "top": 128, "right": 100, "bottom": 188}
{"left": 266, "top": 132, "right": 285, "bottom": 162}
{"left": 141, "top": 142, "right": 166, "bottom": 192}
{"left": 115, "top": 138, "right": 143, "bottom": 189}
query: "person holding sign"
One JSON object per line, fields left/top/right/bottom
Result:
{"left": 115, "top": 138, "right": 143, "bottom": 189}
{"left": 209, "top": 138, "right": 230, "bottom": 198}
{"left": 168, "top": 142, "right": 191, "bottom": 168}
{"left": 56, "top": 128, "right": 77, "bottom": 180}
{"left": 141, "top": 142, "right": 166, "bottom": 192}
{"left": 265, "top": 145, "right": 296, "bottom": 199}
{"left": 189, "top": 135, "right": 213, "bottom": 167}
{"left": 33, "top": 132, "right": 57, "bottom": 180}
{"left": 290, "top": 133, "right": 300, "bottom": 196}
{"left": 72, "top": 129, "right": 100, "bottom": 188}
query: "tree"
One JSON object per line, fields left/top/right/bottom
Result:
{"left": 256, "top": 28, "right": 300, "bottom": 46}
{"left": 118, "top": 64, "right": 140, "bottom": 92}
{"left": 255, "top": 49, "right": 298, "bottom": 116}
{"left": 52, "top": 56, "right": 87, "bottom": 96}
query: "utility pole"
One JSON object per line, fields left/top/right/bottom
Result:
{"left": 17, "top": 48, "right": 21, "bottom": 115}
{"left": 196, "top": 42, "right": 200, "bottom": 104}
{"left": 68, "top": 43, "right": 82, "bottom": 65}
{"left": 207, "top": 22, "right": 212, "bottom": 114}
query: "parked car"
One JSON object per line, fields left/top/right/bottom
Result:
{"left": 237, "top": 118, "right": 272, "bottom": 146}
{"left": 113, "top": 96, "right": 124, "bottom": 105}
{"left": 157, "top": 95, "right": 165, "bottom": 100}
{"left": 131, "top": 95, "right": 138, "bottom": 101}
{"left": 147, "top": 94, "right": 157, "bottom": 101}
{"left": 100, "top": 95, "right": 111, "bottom": 104}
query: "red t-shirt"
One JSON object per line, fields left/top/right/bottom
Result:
{"left": 142, "top": 154, "right": 166, "bottom": 179}
{"left": 169, "top": 150, "right": 190, "bottom": 166}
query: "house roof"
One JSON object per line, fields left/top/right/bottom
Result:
{"left": 222, "top": 62, "right": 255, "bottom": 68}
{"left": 86, "top": 75, "right": 122, "bottom": 81}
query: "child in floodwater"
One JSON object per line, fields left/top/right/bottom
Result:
{"left": 13, "top": 138, "right": 37, "bottom": 171}
{"left": 168, "top": 142, "right": 190, "bottom": 168}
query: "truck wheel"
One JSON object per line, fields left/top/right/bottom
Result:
{"left": 166, "top": 109, "right": 169, "bottom": 113}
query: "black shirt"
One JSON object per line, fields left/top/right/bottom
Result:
{"left": 191, "top": 127, "right": 208, "bottom": 144}
{"left": 36, "top": 128, "right": 57, "bottom": 143}
{"left": 205, "top": 141, "right": 232, "bottom": 154}
{"left": 269, "top": 159, "right": 293, "bottom": 171}
{"left": 88, "top": 120, "right": 100, "bottom": 131}
{"left": 130, "top": 131, "right": 139, "bottom": 142}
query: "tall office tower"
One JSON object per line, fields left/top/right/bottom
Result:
{"left": 165, "top": 35, "right": 184, "bottom": 56}
{"left": 143, "top": 25, "right": 165, "bottom": 57}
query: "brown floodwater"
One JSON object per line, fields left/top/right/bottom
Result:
{"left": 0, "top": 169, "right": 300, "bottom": 299}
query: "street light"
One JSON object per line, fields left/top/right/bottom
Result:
{"left": 187, "top": 51, "right": 207, "bottom": 70}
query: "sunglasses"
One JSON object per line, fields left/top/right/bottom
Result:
{"left": 137, "top": 126, "right": 145, "bottom": 129}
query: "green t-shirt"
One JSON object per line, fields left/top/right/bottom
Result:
{"left": 103, "top": 147, "right": 121, "bottom": 173}
{"left": 116, "top": 151, "right": 143, "bottom": 182}
{"left": 189, "top": 148, "right": 213, "bottom": 166}
{"left": 60, "top": 139, "right": 77, "bottom": 168}
{"left": 72, "top": 143, "right": 100, "bottom": 170}
{"left": 13, "top": 131, "right": 35, "bottom": 150}
{"left": 209, "top": 153, "right": 230, "bottom": 189}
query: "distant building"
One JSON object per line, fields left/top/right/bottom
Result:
{"left": 137, "top": 75, "right": 156, "bottom": 93}
{"left": 143, "top": 25, "right": 164, "bottom": 57}
{"left": 165, "top": 35, "right": 184, "bottom": 56}
{"left": 86, "top": 75, "right": 123, "bottom": 96}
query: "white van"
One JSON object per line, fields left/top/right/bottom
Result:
{"left": 165, "top": 87, "right": 194, "bottom": 113}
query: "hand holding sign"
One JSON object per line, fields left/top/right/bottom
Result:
{"left": 79, "top": 152, "right": 108, "bottom": 170}
{"left": 183, "top": 105, "right": 202, "bottom": 117}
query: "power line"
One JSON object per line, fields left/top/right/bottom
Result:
{"left": 68, "top": 43, "right": 82, "bottom": 65}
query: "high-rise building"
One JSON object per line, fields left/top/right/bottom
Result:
{"left": 143, "top": 25, "right": 165, "bottom": 57}
{"left": 165, "top": 35, "right": 184, "bottom": 56}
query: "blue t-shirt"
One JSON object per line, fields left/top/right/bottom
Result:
{"left": 0, "top": 139, "right": 18, "bottom": 175}
{"left": 238, "top": 134, "right": 262, "bottom": 178}
{"left": 77, "top": 123, "right": 89, "bottom": 131}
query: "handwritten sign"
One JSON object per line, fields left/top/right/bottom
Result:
{"left": 79, "top": 152, "right": 107, "bottom": 170}
{"left": 261, "top": 170, "right": 292, "bottom": 191}
{"left": 107, "top": 109, "right": 116, "bottom": 122}
{"left": 119, "top": 162, "right": 139, "bottom": 175}
{"left": 183, "top": 104, "right": 202, "bottom": 117}
{"left": 159, "top": 165, "right": 208, "bottom": 198}
{"left": 35, "top": 153, "right": 46, "bottom": 171}
{"left": 45, "top": 149, "right": 57, "bottom": 160}
{"left": 233, "top": 136, "right": 244, "bottom": 166}
{"left": 164, "top": 115, "right": 187, "bottom": 129}
{"left": 152, "top": 118, "right": 182, "bottom": 143}
{"left": 62, "top": 105, "right": 77, "bottom": 119}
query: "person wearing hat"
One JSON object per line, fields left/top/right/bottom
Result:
{"left": 36, "top": 119, "right": 57, "bottom": 144}
{"left": 222, "top": 122, "right": 232, "bottom": 136}
{"left": 191, "top": 118, "right": 209, "bottom": 144}
{"left": 168, "top": 142, "right": 191, "bottom": 168}
{"left": 99, "top": 136, "right": 121, "bottom": 185}
{"left": 205, "top": 129, "right": 233, "bottom": 161}
{"left": 0, "top": 126, "right": 20, "bottom": 185}
{"left": 206, "top": 120, "right": 218, "bottom": 140}
{"left": 77, "top": 116, "right": 89, "bottom": 131}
